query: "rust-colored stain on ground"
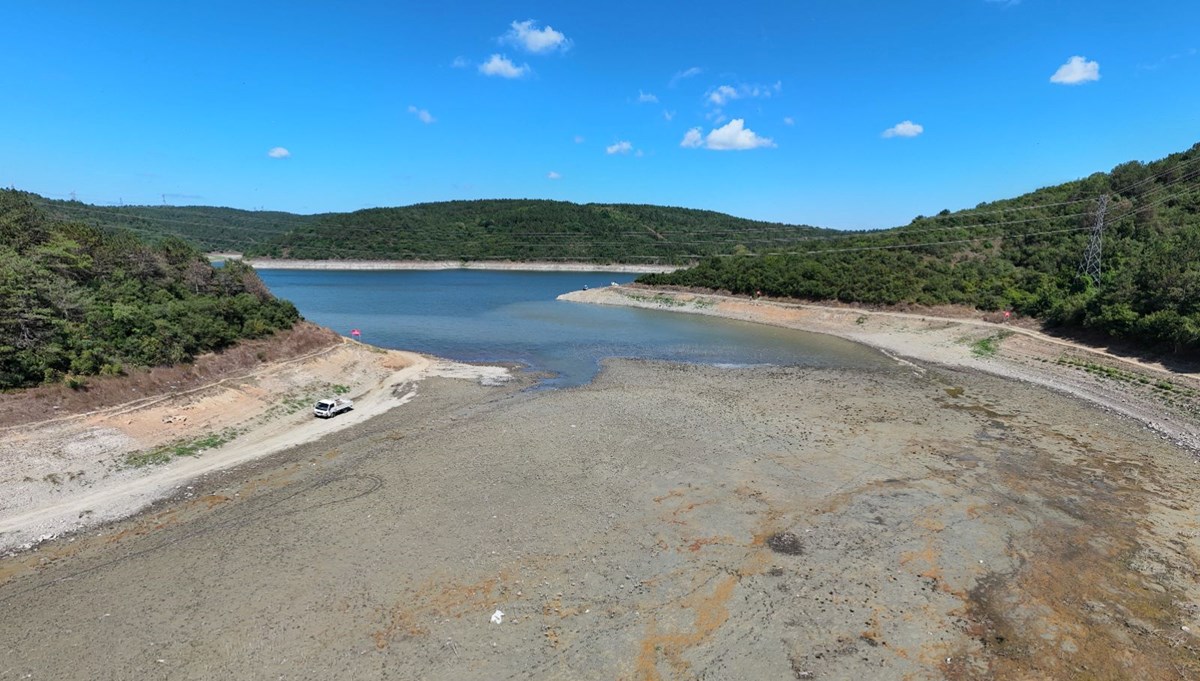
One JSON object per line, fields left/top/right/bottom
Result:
{"left": 200, "top": 494, "right": 231, "bottom": 509}
{"left": 635, "top": 573, "right": 738, "bottom": 680}
{"left": 370, "top": 572, "right": 512, "bottom": 649}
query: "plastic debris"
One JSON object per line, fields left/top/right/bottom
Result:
{"left": 490, "top": 609, "right": 504, "bottom": 624}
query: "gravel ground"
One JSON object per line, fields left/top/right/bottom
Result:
{"left": 1, "top": 358, "right": 1197, "bottom": 680}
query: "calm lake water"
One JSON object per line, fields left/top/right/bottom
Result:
{"left": 257, "top": 269, "right": 890, "bottom": 388}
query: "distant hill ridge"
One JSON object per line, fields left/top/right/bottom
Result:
{"left": 34, "top": 197, "right": 833, "bottom": 265}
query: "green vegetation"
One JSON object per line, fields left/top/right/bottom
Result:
{"left": 34, "top": 198, "right": 313, "bottom": 253}
{"left": 642, "top": 143, "right": 1200, "bottom": 355}
{"left": 970, "top": 331, "right": 1013, "bottom": 357}
{"left": 246, "top": 200, "right": 833, "bottom": 264}
{"left": 123, "top": 428, "right": 241, "bottom": 468}
{"left": 34, "top": 197, "right": 834, "bottom": 265}
{"left": 0, "top": 190, "right": 300, "bottom": 389}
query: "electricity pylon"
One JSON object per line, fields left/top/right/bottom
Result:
{"left": 1080, "top": 194, "right": 1109, "bottom": 288}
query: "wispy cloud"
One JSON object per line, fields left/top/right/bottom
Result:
{"left": 984, "top": 0, "right": 1021, "bottom": 7}
{"left": 479, "top": 54, "right": 530, "bottom": 79}
{"left": 1139, "top": 48, "right": 1196, "bottom": 71}
{"left": 573, "top": 135, "right": 585, "bottom": 144}
{"left": 547, "top": 171, "right": 562, "bottom": 180}
{"left": 705, "top": 81, "right": 781, "bottom": 106}
{"left": 783, "top": 116, "right": 795, "bottom": 126}
{"left": 882, "top": 120, "right": 924, "bottom": 138}
{"left": 637, "top": 90, "right": 658, "bottom": 103}
{"left": 1050, "top": 56, "right": 1100, "bottom": 85}
{"left": 663, "top": 110, "right": 675, "bottom": 121}
{"left": 669, "top": 66, "right": 702, "bottom": 87}
{"left": 504, "top": 19, "right": 571, "bottom": 54}
{"left": 267, "top": 147, "right": 291, "bottom": 159}
{"left": 606, "top": 140, "right": 634, "bottom": 155}
{"left": 407, "top": 105, "right": 435, "bottom": 124}
{"left": 451, "top": 56, "right": 470, "bottom": 68}
{"left": 681, "top": 119, "right": 775, "bottom": 151}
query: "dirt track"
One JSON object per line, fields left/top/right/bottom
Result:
{"left": 2, "top": 358, "right": 1197, "bottom": 679}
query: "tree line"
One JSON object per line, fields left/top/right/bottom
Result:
{"left": 0, "top": 190, "right": 300, "bottom": 389}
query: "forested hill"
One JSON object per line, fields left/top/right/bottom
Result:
{"left": 642, "top": 142, "right": 1200, "bottom": 354}
{"left": 33, "top": 197, "right": 314, "bottom": 253}
{"left": 244, "top": 200, "right": 834, "bottom": 264}
{"left": 29, "top": 197, "right": 835, "bottom": 265}
{"left": 0, "top": 190, "right": 300, "bottom": 389}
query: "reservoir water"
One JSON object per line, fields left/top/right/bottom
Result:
{"left": 257, "top": 269, "right": 890, "bottom": 388}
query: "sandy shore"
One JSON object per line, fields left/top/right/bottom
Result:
{"left": 561, "top": 285, "right": 1200, "bottom": 453}
{"left": 209, "top": 254, "right": 679, "bottom": 274}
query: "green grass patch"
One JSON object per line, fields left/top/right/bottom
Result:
{"left": 626, "top": 292, "right": 688, "bottom": 308}
{"left": 970, "top": 331, "right": 1013, "bottom": 358}
{"left": 124, "top": 428, "right": 241, "bottom": 468}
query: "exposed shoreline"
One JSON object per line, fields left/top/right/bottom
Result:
{"left": 560, "top": 285, "right": 1200, "bottom": 453}
{"left": 0, "top": 339, "right": 512, "bottom": 553}
{"left": 208, "top": 253, "right": 679, "bottom": 274}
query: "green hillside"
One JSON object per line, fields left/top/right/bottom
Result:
{"left": 0, "top": 190, "right": 300, "bottom": 389}
{"left": 33, "top": 198, "right": 315, "bottom": 253}
{"left": 244, "top": 200, "right": 834, "bottom": 264}
{"left": 641, "top": 143, "right": 1200, "bottom": 354}
{"left": 26, "top": 196, "right": 835, "bottom": 265}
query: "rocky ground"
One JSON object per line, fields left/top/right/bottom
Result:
{"left": 1, "top": 357, "right": 1197, "bottom": 679}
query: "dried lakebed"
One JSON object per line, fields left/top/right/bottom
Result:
{"left": 1, "top": 359, "right": 1198, "bottom": 679}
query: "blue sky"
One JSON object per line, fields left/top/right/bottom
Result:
{"left": 2, "top": 1, "right": 1197, "bottom": 229}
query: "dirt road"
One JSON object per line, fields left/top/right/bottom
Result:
{"left": 1, "top": 359, "right": 1196, "bottom": 679}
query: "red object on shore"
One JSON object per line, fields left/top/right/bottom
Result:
{"left": 350, "top": 329, "right": 361, "bottom": 337}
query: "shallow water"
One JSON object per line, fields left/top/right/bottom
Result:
{"left": 258, "top": 269, "right": 890, "bottom": 387}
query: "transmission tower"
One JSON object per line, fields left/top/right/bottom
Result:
{"left": 1079, "top": 194, "right": 1109, "bottom": 287}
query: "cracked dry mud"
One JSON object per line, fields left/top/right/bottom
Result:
{"left": 1, "top": 359, "right": 1197, "bottom": 680}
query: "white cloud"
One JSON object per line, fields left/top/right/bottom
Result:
{"left": 479, "top": 54, "right": 530, "bottom": 79}
{"left": 1050, "top": 55, "right": 1100, "bottom": 85}
{"left": 547, "top": 171, "right": 562, "bottom": 180}
{"left": 407, "top": 105, "right": 435, "bottom": 124}
{"left": 663, "top": 110, "right": 675, "bottom": 121}
{"left": 680, "top": 119, "right": 775, "bottom": 151}
{"left": 783, "top": 116, "right": 795, "bottom": 126}
{"left": 706, "top": 82, "right": 779, "bottom": 106}
{"left": 680, "top": 128, "right": 704, "bottom": 148}
{"left": 637, "top": 90, "right": 658, "bottom": 103}
{"left": 573, "top": 135, "right": 585, "bottom": 144}
{"left": 451, "top": 56, "right": 469, "bottom": 68}
{"left": 707, "top": 85, "right": 739, "bottom": 106}
{"left": 669, "top": 66, "right": 702, "bottom": 87}
{"left": 882, "top": 120, "right": 924, "bottom": 138}
{"left": 606, "top": 140, "right": 633, "bottom": 155}
{"left": 267, "top": 147, "right": 290, "bottom": 159}
{"left": 504, "top": 19, "right": 570, "bottom": 54}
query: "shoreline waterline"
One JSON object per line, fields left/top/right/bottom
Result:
{"left": 560, "top": 284, "right": 1200, "bottom": 453}
{"left": 207, "top": 253, "right": 679, "bottom": 274}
